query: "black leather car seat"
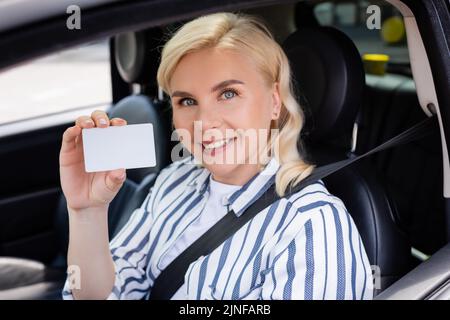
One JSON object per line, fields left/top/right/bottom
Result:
{"left": 282, "top": 26, "right": 413, "bottom": 295}
{"left": 360, "top": 74, "right": 445, "bottom": 255}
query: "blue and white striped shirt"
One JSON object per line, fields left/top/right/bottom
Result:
{"left": 63, "top": 156, "right": 373, "bottom": 300}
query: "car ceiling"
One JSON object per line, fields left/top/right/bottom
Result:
{"left": 0, "top": 0, "right": 124, "bottom": 32}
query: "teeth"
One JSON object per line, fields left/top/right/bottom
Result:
{"left": 203, "top": 138, "right": 234, "bottom": 150}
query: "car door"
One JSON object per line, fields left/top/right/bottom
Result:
{"left": 0, "top": 40, "right": 112, "bottom": 264}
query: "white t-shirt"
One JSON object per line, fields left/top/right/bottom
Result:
{"left": 157, "top": 175, "right": 242, "bottom": 300}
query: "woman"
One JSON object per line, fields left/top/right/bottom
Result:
{"left": 60, "top": 12, "right": 373, "bottom": 300}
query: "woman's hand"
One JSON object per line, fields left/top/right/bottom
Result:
{"left": 59, "top": 110, "right": 128, "bottom": 212}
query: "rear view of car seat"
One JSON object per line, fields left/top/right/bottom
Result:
{"left": 0, "top": 28, "right": 171, "bottom": 299}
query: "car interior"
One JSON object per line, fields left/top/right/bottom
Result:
{"left": 0, "top": 0, "right": 448, "bottom": 300}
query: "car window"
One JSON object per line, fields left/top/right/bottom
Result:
{"left": 314, "top": 0, "right": 410, "bottom": 74}
{"left": 0, "top": 39, "right": 112, "bottom": 125}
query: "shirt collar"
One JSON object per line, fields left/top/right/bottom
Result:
{"left": 187, "top": 157, "right": 280, "bottom": 217}
{"left": 187, "top": 166, "right": 211, "bottom": 194}
{"left": 227, "top": 157, "right": 280, "bottom": 216}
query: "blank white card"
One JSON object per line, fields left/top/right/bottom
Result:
{"left": 82, "top": 123, "right": 156, "bottom": 172}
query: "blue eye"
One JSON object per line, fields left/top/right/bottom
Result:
{"left": 180, "top": 98, "right": 196, "bottom": 106}
{"left": 221, "top": 89, "right": 237, "bottom": 100}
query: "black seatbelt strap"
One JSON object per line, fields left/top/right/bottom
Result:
{"left": 149, "top": 115, "right": 436, "bottom": 300}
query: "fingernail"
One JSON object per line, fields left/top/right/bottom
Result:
{"left": 85, "top": 119, "right": 94, "bottom": 125}
{"left": 99, "top": 118, "right": 107, "bottom": 125}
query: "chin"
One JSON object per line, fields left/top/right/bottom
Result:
{"left": 203, "top": 162, "right": 241, "bottom": 182}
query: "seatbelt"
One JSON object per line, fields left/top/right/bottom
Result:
{"left": 149, "top": 115, "right": 436, "bottom": 300}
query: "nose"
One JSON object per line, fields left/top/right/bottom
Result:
{"left": 195, "top": 105, "right": 222, "bottom": 133}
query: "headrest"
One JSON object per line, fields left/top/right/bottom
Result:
{"left": 282, "top": 26, "right": 365, "bottom": 143}
{"left": 109, "top": 95, "right": 171, "bottom": 182}
{"left": 114, "top": 28, "right": 164, "bottom": 85}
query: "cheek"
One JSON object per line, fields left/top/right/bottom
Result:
{"left": 245, "top": 90, "right": 272, "bottom": 121}
{"left": 236, "top": 101, "right": 272, "bottom": 131}
{"left": 258, "top": 101, "right": 275, "bottom": 130}
{"left": 173, "top": 108, "right": 192, "bottom": 130}
{"left": 223, "top": 98, "right": 257, "bottom": 125}
{"left": 172, "top": 112, "right": 194, "bottom": 145}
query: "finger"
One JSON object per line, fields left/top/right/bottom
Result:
{"left": 75, "top": 115, "right": 95, "bottom": 129}
{"left": 110, "top": 118, "right": 127, "bottom": 126}
{"left": 61, "top": 126, "right": 81, "bottom": 153}
{"left": 75, "top": 127, "right": 83, "bottom": 148}
{"left": 91, "top": 110, "right": 110, "bottom": 128}
{"left": 104, "top": 169, "right": 126, "bottom": 193}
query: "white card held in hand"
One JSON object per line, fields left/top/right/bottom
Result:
{"left": 82, "top": 123, "right": 156, "bottom": 172}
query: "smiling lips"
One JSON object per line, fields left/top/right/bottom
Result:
{"left": 202, "top": 137, "right": 237, "bottom": 156}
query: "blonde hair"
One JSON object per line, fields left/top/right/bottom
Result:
{"left": 157, "top": 12, "right": 315, "bottom": 196}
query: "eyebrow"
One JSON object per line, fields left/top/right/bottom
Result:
{"left": 171, "top": 79, "right": 245, "bottom": 98}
